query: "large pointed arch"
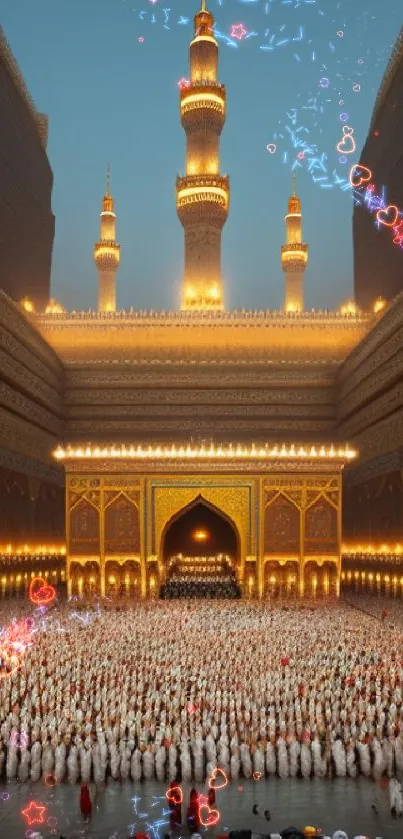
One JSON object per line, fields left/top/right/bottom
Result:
{"left": 161, "top": 494, "right": 240, "bottom": 566}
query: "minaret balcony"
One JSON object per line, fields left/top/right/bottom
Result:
{"left": 281, "top": 243, "right": 308, "bottom": 270}
{"left": 180, "top": 83, "right": 226, "bottom": 130}
{"left": 94, "top": 241, "right": 120, "bottom": 270}
{"left": 176, "top": 174, "right": 229, "bottom": 223}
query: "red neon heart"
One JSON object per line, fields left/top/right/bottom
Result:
{"left": 29, "top": 577, "right": 56, "bottom": 606}
{"left": 199, "top": 805, "right": 220, "bottom": 828}
{"left": 252, "top": 771, "right": 262, "bottom": 780}
{"left": 349, "top": 164, "right": 372, "bottom": 188}
{"left": 377, "top": 205, "right": 399, "bottom": 228}
{"left": 165, "top": 785, "right": 183, "bottom": 805}
{"left": 208, "top": 767, "right": 228, "bottom": 790}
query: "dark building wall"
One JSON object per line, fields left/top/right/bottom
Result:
{"left": 0, "top": 29, "right": 55, "bottom": 309}
{"left": 0, "top": 292, "right": 65, "bottom": 541}
{"left": 353, "top": 29, "right": 403, "bottom": 310}
{"left": 338, "top": 293, "right": 403, "bottom": 542}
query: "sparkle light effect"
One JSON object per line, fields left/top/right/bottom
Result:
{"left": 350, "top": 164, "right": 403, "bottom": 251}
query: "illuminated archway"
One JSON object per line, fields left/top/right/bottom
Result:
{"left": 161, "top": 496, "right": 240, "bottom": 569}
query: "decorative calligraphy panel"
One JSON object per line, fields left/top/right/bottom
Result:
{"left": 70, "top": 499, "right": 99, "bottom": 555}
{"left": 105, "top": 495, "right": 140, "bottom": 554}
{"left": 304, "top": 497, "right": 338, "bottom": 553}
{"left": 264, "top": 494, "right": 300, "bottom": 554}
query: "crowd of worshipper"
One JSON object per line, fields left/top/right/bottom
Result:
{"left": 161, "top": 554, "right": 240, "bottom": 599}
{"left": 0, "top": 597, "right": 402, "bottom": 812}
{"left": 160, "top": 576, "right": 241, "bottom": 599}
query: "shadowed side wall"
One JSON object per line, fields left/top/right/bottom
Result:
{"left": 0, "top": 293, "right": 64, "bottom": 541}
{"left": 338, "top": 293, "right": 403, "bottom": 542}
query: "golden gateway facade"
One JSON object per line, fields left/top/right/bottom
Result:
{"left": 56, "top": 444, "right": 354, "bottom": 599}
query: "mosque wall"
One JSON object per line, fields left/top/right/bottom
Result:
{"left": 0, "top": 293, "right": 65, "bottom": 541}
{"left": 338, "top": 293, "right": 403, "bottom": 542}
{"left": 62, "top": 362, "right": 338, "bottom": 443}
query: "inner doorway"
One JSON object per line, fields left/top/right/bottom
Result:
{"left": 160, "top": 496, "right": 240, "bottom": 599}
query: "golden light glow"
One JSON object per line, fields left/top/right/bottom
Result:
{"left": 373, "top": 296, "right": 387, "bottom": 314}
{"left": 20, "top": 297, "right": 35, "bottom": 313}
{"left": 342, "top": 543, "right": 402, "bottom": 554}
{"left": 45, "top": 298, "right": 65, "bottom": 315}
{"left": 190, "top": 35, "right": 217, "bottom": 47}
{"left": 193, "top": 529, "right": 209, "bottom": 542}
{"left": 177, "top": 185, "right": 228, "bottom": 208}
{"left": 181, "top": 92, "right": 225, "bottom": 109}
{"left": 0, "top": 545, "right": 66, "bottom": 555}
{"left": 340, "top": 299, "right": 359, "bottom": 316}
{"left": 54, "top": 442, "right": 357, "bottom": 461}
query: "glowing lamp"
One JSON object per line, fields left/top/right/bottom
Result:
{"left": 193, "top": 529, "right": 209, "bottom": 542}
{"left": 20, "top": 297, "right": 35, "bottom": 313}
{"left": 45, "top": 298, "right": 65, "bottom": 314}
{"left": 340, "top": 299, "right": 359, "bottom": 316}
{"left": 373, "top": 297, "right": 386, "bottom": 314}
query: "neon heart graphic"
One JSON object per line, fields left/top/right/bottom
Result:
{"left": 252, "top": 771, "right": 262, "bottom": 780}
{"left": 165, "top": 785, "right": 183, "bottom": 805}
{"left": 377, "top": 205, "right": 399, "bottom": 228}
{"left": 266, "top": 144, "right": 276, "bottom": 154}
{"left": 29, "top": 577, "right": 56, "bottom": 606}
{"left": 349, "top": 164, "right": 372, "bottom": 188}
{"left": 337, "top": 134, "right": 356, "bottom": 154}
{"left": 208, "top": 767, "right": 229, "bottom": 790}
{"left": 199, "top": 805, "right": 220, "bottom": 828}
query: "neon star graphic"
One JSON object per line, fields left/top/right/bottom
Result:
{"left": 177, "top": 78, "right": 190, "bottom": 89}
{"left": 22, "top": 800, "right": 47, "bottom": 825}
{"left": 230, "top": 23, "right": 248, "bottom": 41}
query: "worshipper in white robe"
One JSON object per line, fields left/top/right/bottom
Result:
{"left": 67, "top": 744, "right": 79, "bottom": 783}
{"left": 240, "top": 741, "right": 252, "bottom": 778}
{"left": 230, "top": 744, "right": 241, "bottom": 779}
{"left": 18, "top": 744, "right": 31, "bottom": 782}
{"left": 371, "top": 738, "right": 385, "bottom": 780}
{"left": 332, "top": 738, "right": 347, "bottom": 777}
{"left": 265, "top": 739, "right": 277, "bottom": 775}
{"left": 389, "top": 777, "right": 403, "bottom": 817}
{"left": 155, "top": 744, "right": 167, "bottom": 781}
{"left": 30, "top": 741, "right": 42, "bottom": 782}
{"left": 131, "top": 746, "right": 142, "bottom": 781}
{"left": 300, "top": 737, "right": 312, "bottom": 779}
{"left": 6, "top": 743, "right": 18, "bottom": 780}
{"left": 345, "top": 741, "right": 357, "bottom": 778}
{"left": 288, "top": 737, "right": 300, "bottom": 777}
{"left": 311, "top": 735, "right": 327, "bottom": 778}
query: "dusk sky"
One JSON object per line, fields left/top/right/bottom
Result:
{"left": 0, "top": 0, "right": 401, "bottom": 311}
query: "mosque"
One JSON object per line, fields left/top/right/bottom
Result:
{"left": 0, "top": 2, "right": 402, "bottom": 601}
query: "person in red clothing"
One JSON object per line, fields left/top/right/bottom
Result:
{"left": 187, "top": 788, "right": 200, "bottom": 831}
{"left": 79, "top": 783, "right": 92, "bottom": 822}
{"left": 207, "top": 786, "right": 216, "bottom": 807}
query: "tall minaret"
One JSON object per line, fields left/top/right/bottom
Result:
{"left": 176, "top": 0, "right": 229, "bottom": 311}
{"left": 94, "top": 165, "right": 120, "bottom": 313}
{"left": 281, "top": 174, "right": 308, "bottom": 313}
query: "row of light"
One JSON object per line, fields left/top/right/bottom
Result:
{"left": 342, "top": 544, "right": 403, "bottom": 554}
{"left": 0, "top": 545, "right": 66, "bottom": 556}
{"left": 342, "top": 570, "right": 403, "bottom": 585}
{"left": 53, "top": 443, "right": 357, "bottom": 461}
{"left": 22, "top": 299, "right": 385, "bottom": 317}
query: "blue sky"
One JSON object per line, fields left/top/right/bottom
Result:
{"left": 0, "top": 0, "right": 401, "bottom": 311}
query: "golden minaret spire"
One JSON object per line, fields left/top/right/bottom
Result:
{"left": 93, "top": 164, "right": 120, "bottom": 313}
{"left": 281, "top": 173, "right": 308, "bottom": 313}
{"left": 176, "top": 0, "right": 229, "bottom": 310}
